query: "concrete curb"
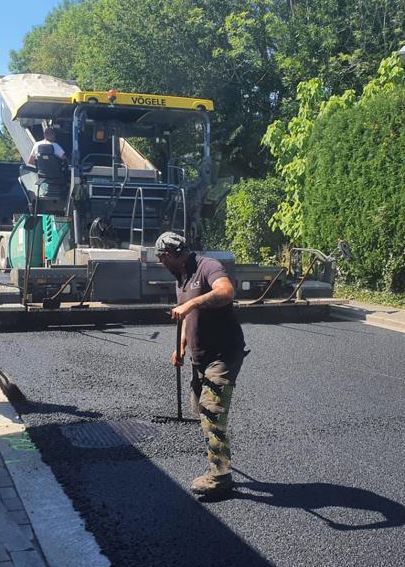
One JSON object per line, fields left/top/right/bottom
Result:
{"left": 330, "top": 302, "right": 405, "bottom": 334}
{"left": 0, "top": 391, "right": 110, "bottom": 567}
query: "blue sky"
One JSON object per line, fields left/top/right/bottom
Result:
{"left": 0, "top": 0, "right": 63, "bottom": 75}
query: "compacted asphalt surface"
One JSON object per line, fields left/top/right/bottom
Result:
{"left": 0, "top": 318, "right": 404, "bottom": 567}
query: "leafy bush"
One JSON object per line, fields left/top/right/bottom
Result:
{"left": 262, "top": 54, "right": 404, "bottom": 244}
{"left": 304, "top": 87, "right": 405, "bottom": 291}
{"left": 225, "top": 176, "right": 285, "bottom": 263}
{"left": 0, "top": 129, "right": 21, "bottom": 162}
{"left": 261, "top": 79, "right": 325, "bottom": 242}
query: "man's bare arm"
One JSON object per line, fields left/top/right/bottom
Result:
{"left": 193, "top": 277, "right": 234, "bottom": 308}
{"left": 181, "top": 317, "right": 187, "bottom": 352}
{"left": 171, "top": 277, "right": 234, "bottom": 320}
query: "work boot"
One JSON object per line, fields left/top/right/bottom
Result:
{"left": 190, "top": 472, "right": 233, "bottom": 496}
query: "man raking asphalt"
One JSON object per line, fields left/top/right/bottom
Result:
{"left": 155, "top": 231, "right": 248, "bottom": 497}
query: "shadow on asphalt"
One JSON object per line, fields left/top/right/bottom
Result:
{"left": 16, "top": 400, "right": 102, "bottom": 420}
{"left": 76, "top": 328, "right": 161, "bottom": 347}
{"left": 25, "top": 423, "right": 275, "bottom": 567}
{"left": 231, "top": 467, "right": 405, "bottom": 531}
{"left": 277, "top": 324, "right": 334, "bottom": 337}
{"left": 311, "top": 321, "right": 375, "bottom": 335}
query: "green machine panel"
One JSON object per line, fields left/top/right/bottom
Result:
{"left": 8, "top": 214, "right": 43, "bottom": 268}
{"left": 42, "top": 215, "right": 71, "bottom": 263}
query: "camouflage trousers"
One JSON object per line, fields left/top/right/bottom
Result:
{"left": 191, "top": 351, "right": 246, "bottom": 477}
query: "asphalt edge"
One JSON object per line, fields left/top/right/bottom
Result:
{"left": 0, "top": 390, "right": 111, "bottom": 567}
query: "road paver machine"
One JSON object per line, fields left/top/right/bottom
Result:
{"left": 0, "top": 74, "right": 339, "bottom": 319}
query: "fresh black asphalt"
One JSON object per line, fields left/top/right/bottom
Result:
{"left": 0, "top": 319, "right": 404, "bottom": 567}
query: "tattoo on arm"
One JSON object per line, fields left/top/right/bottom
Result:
{"left": 195, "top": 278, "right": 234, "bottom": 308}
{"left": 202, "top": 291, "right": 230, "bottom": 308}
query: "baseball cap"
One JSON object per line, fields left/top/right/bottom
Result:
{"left": 154, "top": 232, "right": 188, "bottom": 257}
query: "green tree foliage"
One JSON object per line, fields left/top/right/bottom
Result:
{"left": 0, "top": 129, "right": 21, "bottom": 162}
{"left": 263, "top": 54, "right": 404, "bottom": 243}
{"left": 272, "top": 0, "right": 405, "bottom": 97}
{"left": 303, "top": 87, "right": 405, "bottom": 291}
{"left": 225, "top": 176, "right": 284, "bottom": 263}
{"left": 262, "top": 78, "right": 328, "bottom": 242}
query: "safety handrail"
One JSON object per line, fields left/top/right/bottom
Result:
{"left": 129, "top": 185, "right": 186, "bottom": 246}
{"left": 130, "top": 187, "right": 145, "bottom": 246}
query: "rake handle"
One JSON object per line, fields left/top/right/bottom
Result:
{"left": 176, "top": 319, "right": 183, "bottom": 421}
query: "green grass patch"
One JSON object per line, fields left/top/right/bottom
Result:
{"left": 334, "top": 283, "right": 405, "bottom": 308}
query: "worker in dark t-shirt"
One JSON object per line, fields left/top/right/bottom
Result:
{"left": 155, "top": 231, "right": 247, "bottom": 497}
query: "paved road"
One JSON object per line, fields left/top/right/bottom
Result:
{"left": 0, "top": 319, "right": 404, "bottom": 567}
